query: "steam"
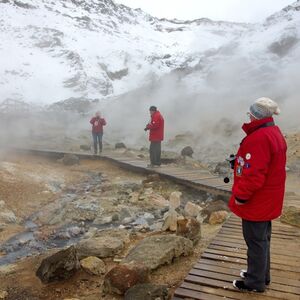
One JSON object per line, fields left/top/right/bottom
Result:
{"left": 0, "top": 1, "right": 300, "bottom": 163}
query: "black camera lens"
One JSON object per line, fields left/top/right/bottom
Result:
{"left": 224, "top": 177, "right": 230, "bottom": 183}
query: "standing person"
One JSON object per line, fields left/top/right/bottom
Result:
{"left": 144, "top": 106, "right": 164, "bottom": 167}
{"left": 90, "top": 111, "right": 106, "bottom": 155}
{"left": 229, "top": 97, "right": 287, "bottom": 293}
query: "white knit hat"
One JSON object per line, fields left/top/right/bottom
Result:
{"left": 249, "top": 97, "right": 280, "bottom": 119}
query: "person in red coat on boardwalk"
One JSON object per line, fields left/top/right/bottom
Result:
{"left": 90, "top": 111, "right": 106, "bottom": 155}
{"left": 144, "top": 106, "right": 164, "bottom": 167}
{"left": 229, "top": 97, "right": 287, "bottom": 293}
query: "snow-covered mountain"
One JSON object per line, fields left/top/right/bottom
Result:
{"left": 0, "top": 0, "right": 300, "bottom": 155}
{"left": 0, "top": 0, "right": 274, "bottom": 104}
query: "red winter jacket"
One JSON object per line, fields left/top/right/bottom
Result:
{"left": 146, "top": 111, "right": 164, "bottom": 141}
{"left": 90, "top": 117, "right": 106, "bottom": 133}
{"left": 228, "top": 117, "right": 287, "bottom": 221}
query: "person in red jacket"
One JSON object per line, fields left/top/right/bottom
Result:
{"left": 144, "top": 106, "right": 164, "bottom": 167}
{"left": 90, "top": 111, "right": 106, "bottom": 154}
{"left": 229, "top": 97, "right": 287, "bottom": 293}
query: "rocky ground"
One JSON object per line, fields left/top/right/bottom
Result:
{"left": 0, "top": 130, "right": 299, "bottom": 300}
{"left": 0, "top": 152, "right": 229, "bottom": 300}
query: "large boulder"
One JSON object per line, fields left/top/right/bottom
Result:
{"left": 124, "top": 284, "right": 169, "bottom": 300}
{"left": 76, "top": 236, "right": 124, "bottom": 259}
{"left": 36, "top": 246, "right": 80, "bottom": 283}
{"left": 103, "top": 263, "right": 149, "bottom": 295}
{"left": 280, "top": 206, "right": 300, "bottom": 227}
{"left": 80, "top": 256, "right": 106, "bottom": 275}
{"left": 122, "top": 234, "right": 193, "bottom": 270}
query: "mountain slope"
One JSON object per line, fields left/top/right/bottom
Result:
{"left": 0, "top": 0, "right": 252, "bottom": 104}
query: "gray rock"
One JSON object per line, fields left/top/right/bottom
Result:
{"left": 80, "top": 144, "right": 91, "bottom": 151}
{"left": 181, "top": 146, "right": 194, "bottom": 157}
{"left": 103, "top": 263, "right": 149, "bottom": 295}
{"left": 122, "top": 234, "right": 193, "bottom": 270}
{"left": 94, "top": 228, "right": 131, "bottom": 244}
{"left": 201, "top": 200, "right": 229, "bottom": 223}
{"left": 209, "top": 210, "right": 229, "bottom": 225}
{"left": 177, "top": 217, "right": 201, "bottom": 244}
{"left": 93, "top": 215, "right": 113, "bottom": 225}
{"left": 80, "top": 256, "right": 106, "bottom": 275}
{"left": 36, "top": 246, "right": 80, "bottom": 283}
{"left": 76, "top": 236, "right": 124, "bottom": 259}
{"left": 119, "top": 207, "right": 134, "bottom": 221}
{"left": 115, "top": 142, "right": 126, "bottom": 149}
{"left": 124, "top": 283, "right": 169, "bottom": 300}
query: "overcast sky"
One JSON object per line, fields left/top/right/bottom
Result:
{"left": 114, "top": 0, "right": 294, "bottom": 22}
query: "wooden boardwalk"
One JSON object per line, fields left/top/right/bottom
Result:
{"left": 173, "top": 215, "right": 300, "bottom": 300}
{"left": 11, "top": 148, "right": 232, "bottom": 197}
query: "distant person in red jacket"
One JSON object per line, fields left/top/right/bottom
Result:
{"left": 229, "top": 97, "right": 287, "bottom": 293}
{"left": 90, "top": 111, "right": 106, "bottom": 154}
{"left": 144, "top": 106, "right": 164, "bottom": 167}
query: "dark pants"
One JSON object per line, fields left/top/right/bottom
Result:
{"left": 149, "top": 141, "right": 161, "bottom": 165}
{"left": 242, "top": 219, "right": 271, "bottom": 291}
{"left": 92, "top": 132, "right": 103, "bottom": 154}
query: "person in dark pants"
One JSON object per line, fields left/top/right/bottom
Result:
{"left": 90, "top": 111, "right": 106, "bottom": 155}
{"left": 228, "top": 97, "right": 287, "bottom": 293}
{"left": 144, "top": 106, "right": 164, "bottom": 167}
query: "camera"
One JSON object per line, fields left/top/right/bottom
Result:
{"left": 223, "top": 154, "right": 236, "bottom": 184}
{"left": 227, "top": 154, "right": 236, "bottom": 170}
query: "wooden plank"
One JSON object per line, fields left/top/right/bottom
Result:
{"left": 219, "top": 228, "right": 298, "bottom": 240}
{"left": 195, "top": 259, "right": 300, "bottom": 280}
{"left": 193, "top": 262, "right": 300, "bottom": 285}
{"left": 192, "top": 177, "right": 226, "bottom": 186}
{"left": 217, "top": 232, "right": 298, "bottom": 244}
{"left": 177, "top": 175, "right": 219, "bottom": 181}
{"left": 203, "top": 248, "right": 300, "bottom": 267}
{"left": 208, "top": 244, "right": 300, "bottom": 262}
{"left": 220, "top": 225, "right": 300, "bottom": 237}
{"left": 184, "top": 275, "right": 299, "bottom": 300}
{"left": 188, "top": 269, "right": 300, "bottom": 295}
{"left": 179, "top": 282, "right": 296, "bottom": 300}
{"left": 209, "top": 241, "right": 300, "bottom": 258}
{"left": 222, "top": 223, "right": 300, "bottom": 236}
{"left": 174, "top": 287, "right": 236, "bottom": 300}
{"left": 200, "top": 252, "right": 299, "bottom": 273}
{"left": 212, "top": 235, "right": 300, "bottom": 252}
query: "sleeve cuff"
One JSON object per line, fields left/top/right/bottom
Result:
{"left": 235, "top": 197, "right": 247, "bottom": 204}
